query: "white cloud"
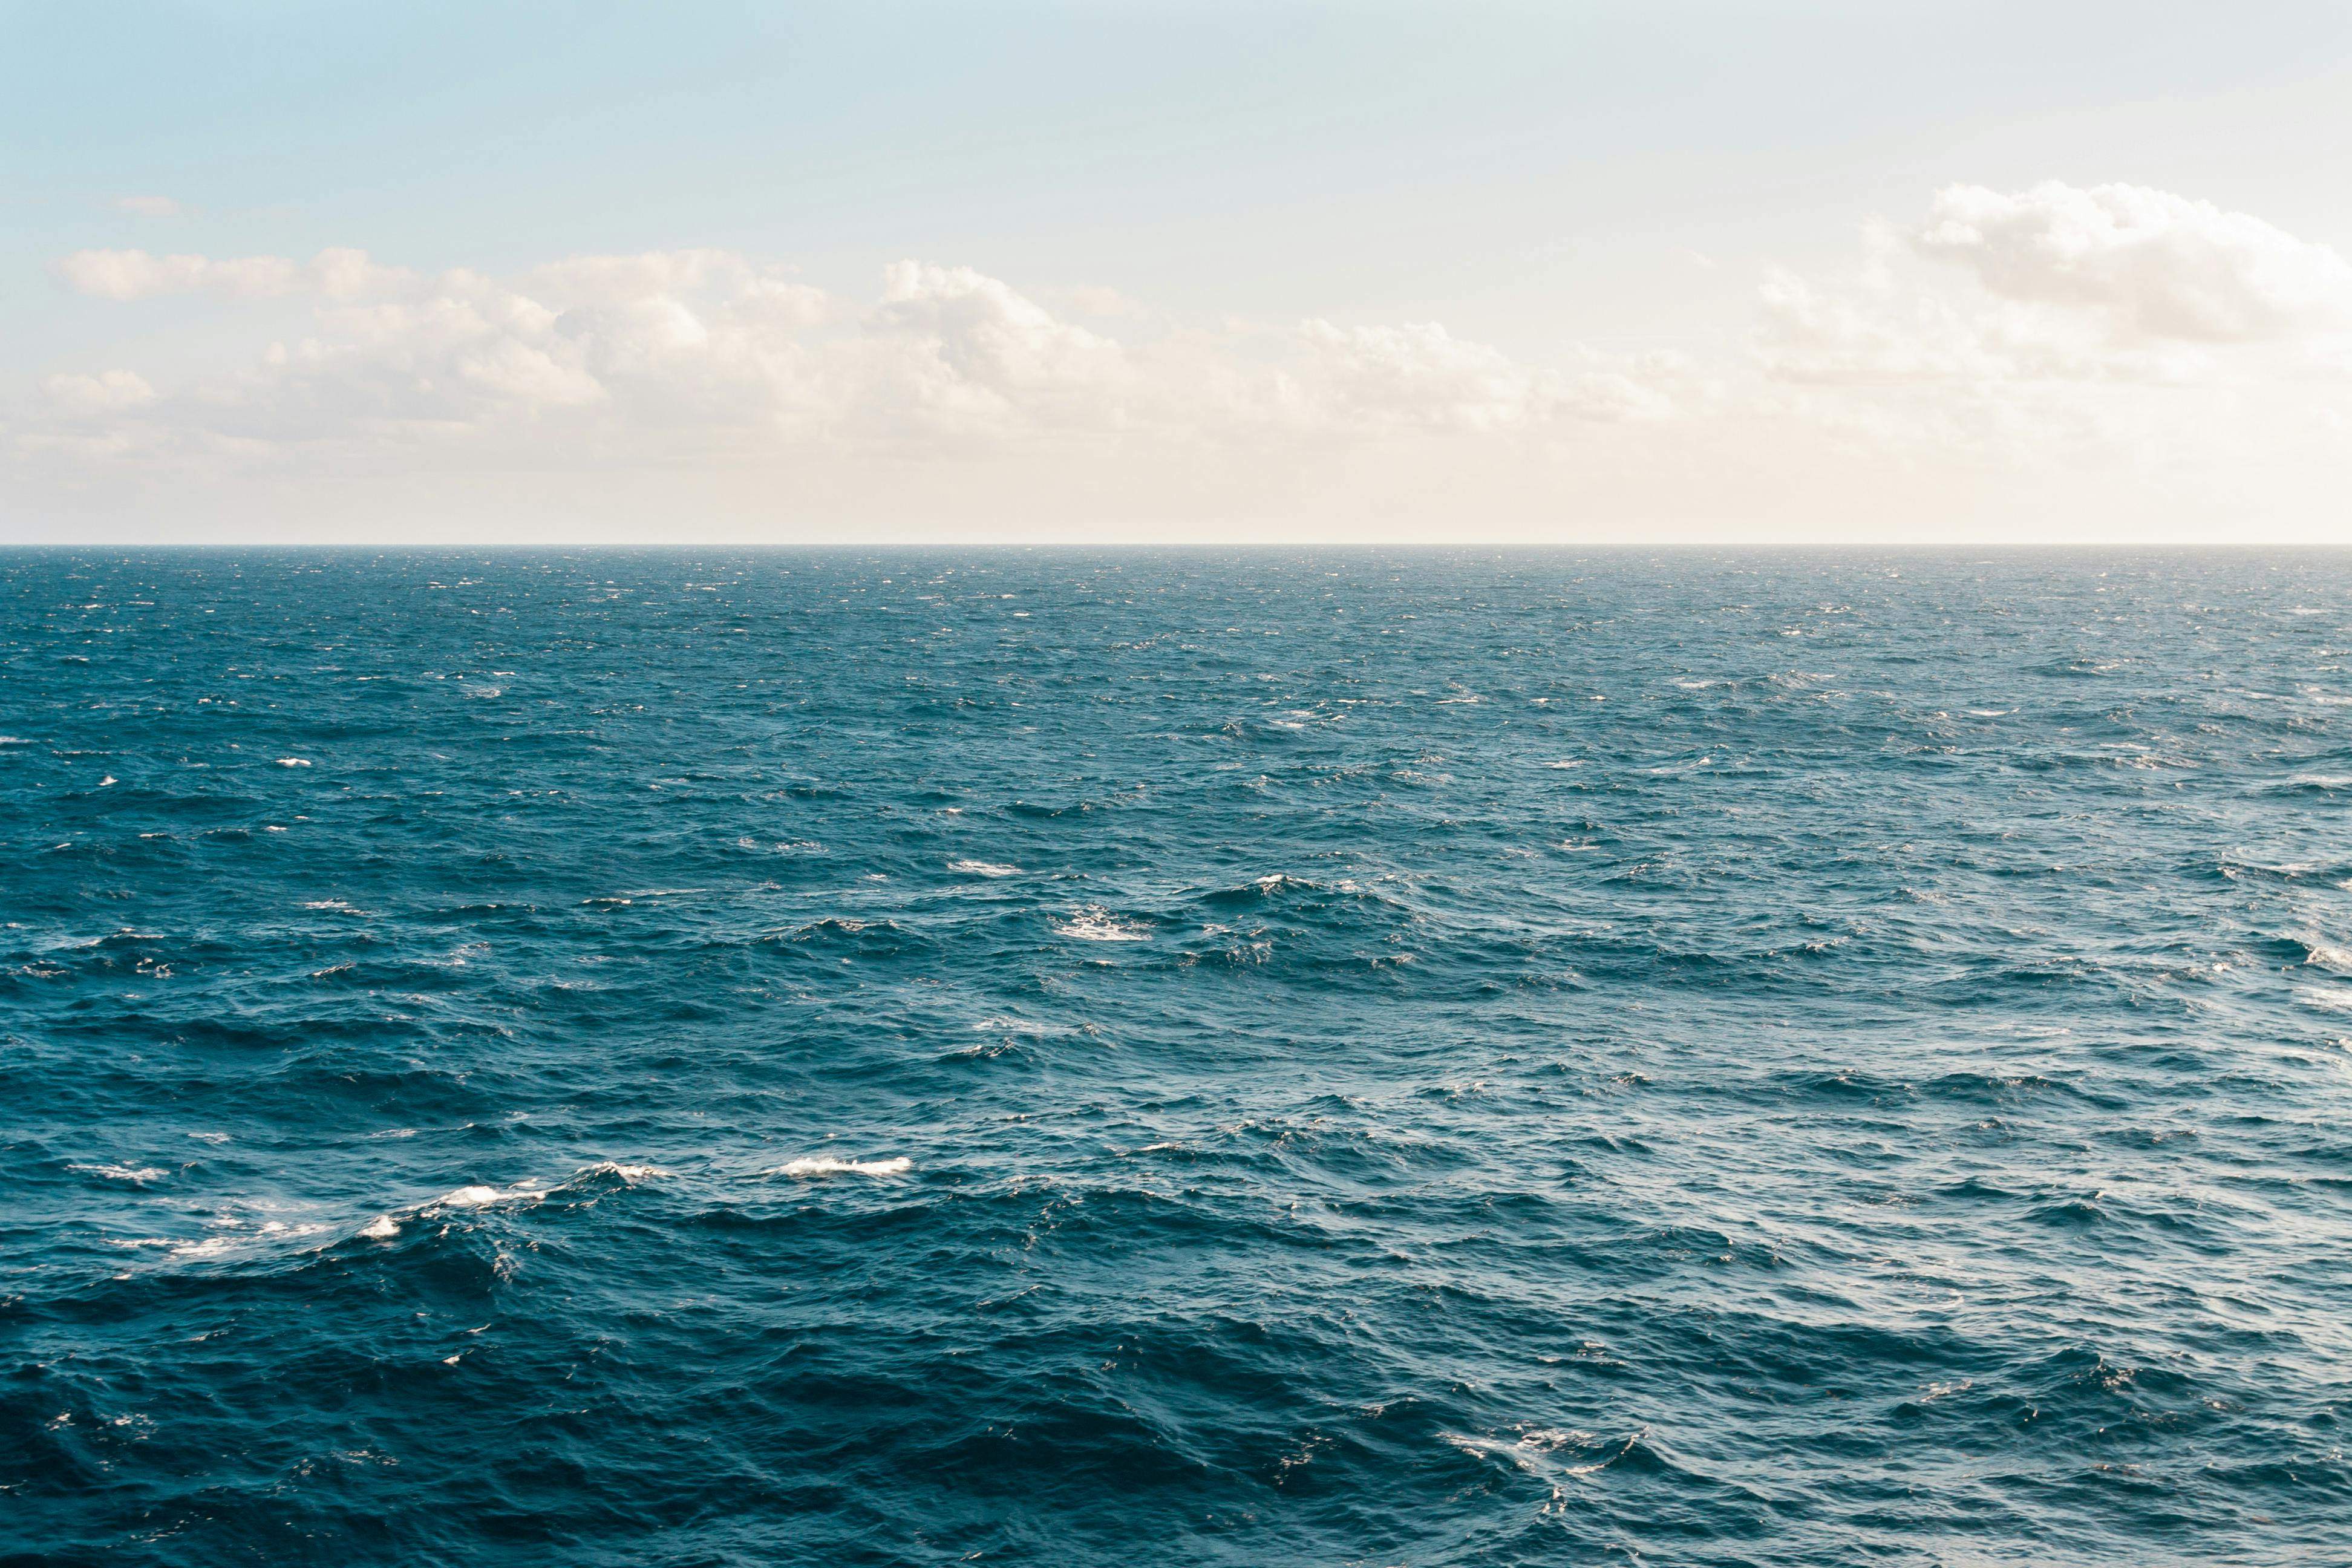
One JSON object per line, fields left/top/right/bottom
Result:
{"left": 39, "top": 245, "right": 1651, "bottom": 459}
{"left": 55, "top": 249, "right": 293, "bottom": 301}
{"left": 15, "top": 188, "right": 2351, "bottom": 542}
{"left": 1912, "top": 181, "right": 2352, "bottom": 342}
{"left": 454, "top": 337, "right": 607, "bottom": 410}
{"left": 852, "top": 261, "right": 1135, "bottom": 439}
{"left": 1753, "top": 266, "right": 2206, "bottom": 389}
{"left": 52, "top": 247, "right": 413, "bottom": 302}
{"left": 1759, "top": 180, "right": 2352, "bottom": 411}
{"left": 41, "top": 369, "right": 157, "bottom": 417}
{"left": 1289, "top": 320, "right": 1681, "bottom": 431}
{"left": 1065, "top": 285, "right": 1143, "bottom": 318}
{"left": 1745, "top": 181, "right": 2352, "bottom": 469}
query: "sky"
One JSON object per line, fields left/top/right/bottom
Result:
{"left": 8, "top": 0, "right": 2352, "bottom": 545}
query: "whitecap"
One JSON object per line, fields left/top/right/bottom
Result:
{"left": 428, "top": 1161, "right": 663, "bottom": 1211}
{"left": 1055, "top": 904, "right": 1149, "bottom": 942}
{"left": 972, "top": 1016, "right": 1067, "bottom": 1036}
{"left": 428, "top": 1180, "right": 545, "bottom": 1210}
{"left": 276, "top": 757, "right": 311, "bottom": 767}
{"left": 574, "top": 1161, "right": 670, "bottom": 1181}
{"left": 432, "top": 1184, "right": 511, "bottom": 1209}
{"left": 358, "top": 1215, "right": 401, "bottom": 1240}
{"left": 771, "top": 1155, "right": 912, "bottom": 1178}
{"left": 72, "top": 1162, "right": 168, "bottom": 1183}
{"left": 949, "top": 858, "right": 1020, "bottom": 878}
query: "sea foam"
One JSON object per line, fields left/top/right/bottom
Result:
{"left": 771, "top": 1155, "right": 913, "bottom": 1178}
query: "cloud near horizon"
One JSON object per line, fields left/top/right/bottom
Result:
{"left": 111, "top": 195, "right": 186, "bottom": 221}
{"left": 33, "top": 245, "right": 1691, "bottom": 452}
{"left": 15, "top": 181, "right": 2352, "bottom": 541}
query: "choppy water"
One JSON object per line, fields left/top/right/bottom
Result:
{"left": 5, "top": 550, "right": 2351, "bottom": 1566}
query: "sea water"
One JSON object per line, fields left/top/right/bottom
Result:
{"left": 4, "top": 550, "right": 2348, "bottom": 1564}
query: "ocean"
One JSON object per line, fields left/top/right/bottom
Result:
{"left": 4, "top": 550, "right": 2348, "bottom": 1566}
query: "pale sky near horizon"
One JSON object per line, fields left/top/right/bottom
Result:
{"left": 9, "top": 1, "right": 2352, "bottom": 545}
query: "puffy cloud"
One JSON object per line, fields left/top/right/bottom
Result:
{"left": 851, "top": 262, "right": 1134, "bottom": 438}
{"left": 40, "top": 244, "right": 1639, "bottom": 459}
{"left": 1912, "top": 181, "right": 2352, "bottom": 342}
{"left": 453, "top": 338, "right": 607, "bottom": 410}
{"left": 521, "top": 249, "right": 818, "bottom": 313}
{"left": 1752, "top": 183, "right": 2352, "bottom": 400}
{"left": 1746, "top": 186, "right": 2352, "bottom": 473}
{"left": 1753, "top": 267, "right": 2205, "bottom": 388}
{"left": 18, "top": 188, "right": 2348, "bottom": 541}
{"left": 41, "top": 369, "right": 156, "bottom": 417}
{"left": 55, "top": 249, "right": 295, "bottom": 300}
{"left": 52, "top": 247, "right": 413, "bottom": 301}
{"left": 1065, "top": 285, "right": 1143, "bottom": 318}
{"left": 1289, "top": 320, "right": 1679, "bottom": 431}
{"left": 1293, "top": 321, "right": 1551, "bottom": 432}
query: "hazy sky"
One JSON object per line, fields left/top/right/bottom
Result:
{"left": 11, "top": 1, "right": 2352, "bottom": 544}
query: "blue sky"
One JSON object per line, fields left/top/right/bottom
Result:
{"left": 11, "top": 2, "right": 2352, "bottom": 541}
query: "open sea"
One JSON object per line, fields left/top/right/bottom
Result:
{"left": 4, "top": 549, "right": 2350, "bottom": 1567}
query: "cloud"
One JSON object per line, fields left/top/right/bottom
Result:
{"left": 41, "top": 369, "right": 157, "bottom": 417}
{"left": 33, "top": 244, "right": 1665, "bottom": 462}
{"left": 1912, "top": 181, "right": 2352, "bottom": 342}
{"left": 1753, "top": 182, "right": 2352, "bottom": 402}
{"left": 1739, "top": 186, "right": 2352, "bottom": 482}
{"left": 854, "top": 261, "right": 1135, "bottom": 439}
{"left": 16, "top": 187, "right": 2351, "bottom": 542}
{"left": 52, "top": 247, "right": 413, "bottom": 301}
{"left": 1753, "top": 266, "right": 2205, "bottom": 389}
{"left": 1065, "top": 285, "right": 1143, "bottom": 318}
{"left": 114, "top": 195, "right": 184, "bottom": 220}
{"left": 1290, "top": 320, "right": 1680, "bottom": 431}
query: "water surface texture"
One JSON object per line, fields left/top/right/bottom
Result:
{"left": 5, "top": 552, "right": 2350, "bottom": 1566}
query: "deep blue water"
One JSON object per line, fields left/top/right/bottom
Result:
{"left": 4, "top": 550, "right": 2351, "bottom": 1567}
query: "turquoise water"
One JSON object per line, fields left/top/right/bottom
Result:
{"left": 4, "top": 550, "right": 2350, "bottom": 1565}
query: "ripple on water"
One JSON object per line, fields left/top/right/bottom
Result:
{"left": 4, "top": 550, "right": 2350, "bottom": 1566}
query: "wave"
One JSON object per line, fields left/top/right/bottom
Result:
{"left": 71, "top": 1161, "right": 170, "bottom": 1183}
{"left": 972, "top": 1015, "right": 1071, "bottom": 1036}
{"left": 401, "top": 1161, "right": 671, "bottom": 1223}
{"left": 768, "top": 1155, "right": 912, "bottom": 1178}
{"left": 21, "top": 554, "right": 2352, "bottom": 1567}
{"left": 2294, "top": 939, "right": 2352, "bottom": 973}
{"left": 1055, "top": 904, "right": 1149, "bottom": 942}
{"left": 429, "top": 1181, "right": 544, "bottom": 1210}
